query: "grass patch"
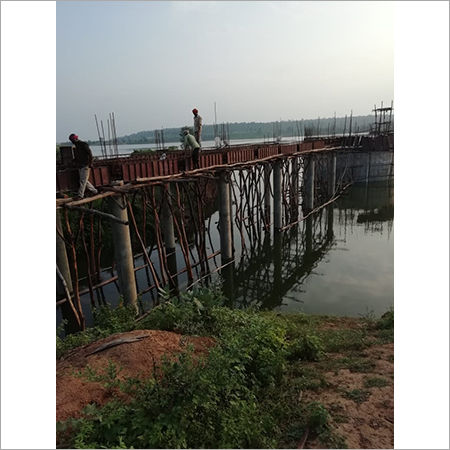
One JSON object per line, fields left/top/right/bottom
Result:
{"left": 364, "top": 376, "right": 390, "bottom": 388}
{"left": 288, "top": 364, "right": 329, "bottom": 391}
{"left": 344, "top": 389, "right": 371, "bottom": 404}
{"left": 318, "top": 356, "right": 376, "bottom": 373}
{"left": 319, "top": 328, "right": 369, "bottom": 353}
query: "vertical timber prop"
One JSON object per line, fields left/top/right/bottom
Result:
{"left": 108, "top": 195, "right": 138, "bottom": 312}
{"left": 218, "top": 170, "right": 235, "bottom": 303}
{"left": 291, "top": 156, "right": 300, "bottom": 222}
{"left": 303, "top": 155, "right": 315, "bottom": 213}
{"left": 56, "top": 210, "right": 83, "bottom": 333}
{"left": 160, "top": 183, "right": 178, "bottom": 291}
{"left": 218, "top": 170, "right": 233, "bottom": 262}
{"left": 328, "top": 152, "right": 337, "bottom": 197}
{"left": 273, "top": 159, "right": 282, "bottom": 232}
{"left": 264, "top": 163, "right": 271, "bottom": 232}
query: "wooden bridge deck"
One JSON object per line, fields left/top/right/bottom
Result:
{"left": 56, "top": 134, "right": 393, "bottom": 201}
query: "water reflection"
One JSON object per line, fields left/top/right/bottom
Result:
{"left": 229, "top": 180, "right": 394, "bottom": 317}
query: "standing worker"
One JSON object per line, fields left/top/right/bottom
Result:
{"left": 69, "top": 133, "right": 98, "bottom": 200}
{"left": 183, "top": 129, "right": 201, "bottom": 169}
{"left": 192, "top": 108, "right": 202, "bottom": 146}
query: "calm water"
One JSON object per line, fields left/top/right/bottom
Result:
{"left": 57, "top": 177, "right": 393, "bottom": 328}
{"left": 275, "top": 183, "right": 394, "bottom": 317}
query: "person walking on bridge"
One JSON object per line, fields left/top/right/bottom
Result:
{"left": 183, "top": 129, "right": 201, "bottom": 169}
{"left": 69, "top": 133, "right": 98, "bottom": 200}
{"left": 192, "top": 108, "right": 202, "bottom": 146}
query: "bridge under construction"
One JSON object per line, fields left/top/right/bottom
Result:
{"left": 56, "top": 133, "right": 394, "bottom": 333}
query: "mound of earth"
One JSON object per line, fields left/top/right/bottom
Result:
{"left": 56, "top": 329, "right": 215, "bottom": 422}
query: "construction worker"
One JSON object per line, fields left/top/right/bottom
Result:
{"left": 69, "top": 133, "right": 98, "bottom": 200}
{"left": 183, "top": 129, "right": 201, "bottom": 169}
{"left": 192, "top": 108, "right": 202, "bottom": 146}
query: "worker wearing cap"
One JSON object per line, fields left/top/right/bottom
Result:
{"left": 68, "top": 133, "right": 98, "bottom": 199}
{"left": 183, "top": 129, "right": 201, "bottom": 169}
{"left": 192, "top": 108, "right": 202, "bottom": 146}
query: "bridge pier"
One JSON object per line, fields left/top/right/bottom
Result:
{"left": 218, "top": 171, "right": 233, "bottom": 263}
{"left": 57, "top": 210, "right": 82, "bottom": 334}
{"left": 304, "top": 155, "right": 315, "bottom": 212}
{"left": 160, "top": 183, "right": 178, "bottom": 290}
{"left": 108, "top": 195, "right": 138, "bottom": 312}
{"left": 264, "top": 164, "right": 271, "bottom": 231}
{"left": 273, "top": 159, "right": 282, "bottom": 232}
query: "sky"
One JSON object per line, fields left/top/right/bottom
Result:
{"left": 56, "top": 1, "right": 394, "bottom": 142}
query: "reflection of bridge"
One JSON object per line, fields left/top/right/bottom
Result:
{"left": 229, "top": 210, "right": 335, "bottom": 310}
{"left": 56, "top": 135, "right": 394, "bottom": 333}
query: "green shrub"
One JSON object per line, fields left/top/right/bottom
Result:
{"left": 376, "top": 308, "right": 394, "bottom": 330}
{"left": 137, "top": 286, "right": 225, "bottom": 335}
{"left": 57, "top": 303, "right": 137, "bottom": 358}
{"left": 59, "top": 347, "right": 277, "bottom": 449}
{"left": 288, "top": 333, "right": 324, "bottom": 361}
{"left": 92, "top": 304, "right": 137, "bottom": 333}
{"left": 307, "top": 401, "right": 330, "bottom": 432}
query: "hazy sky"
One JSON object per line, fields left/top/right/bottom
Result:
{"left": 56, "top": 1, "right": 393, "bottom": 142}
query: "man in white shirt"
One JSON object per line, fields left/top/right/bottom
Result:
{"left": 192, "top": 108, "right": 203, "bottom": 146}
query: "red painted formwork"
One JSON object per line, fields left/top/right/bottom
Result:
{"left": 312, "top": 140, "right": 325, "bottom": 149}
{"left": 56, "top": 169, "right": 78, "bottom": 193}
{"left": 91, "top": 167, "right": 111, "bottom": 186}
{"left": 299, "top": 142, "right": 313, "bottom": 152}
{"left": 199, "top": 150, "right": 223, "bottom": 168}
{"left": 257, "top": 145, "right": 279, "bottom": 159}
{"left": 280, "top": 143, "right": 297, "bottom": 155}
{"left": 227, "top": 146, "right": 256, "bottom": 164}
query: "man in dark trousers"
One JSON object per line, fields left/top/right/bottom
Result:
{"left": 69, "top": 133, "right": 98, "bottom": 199}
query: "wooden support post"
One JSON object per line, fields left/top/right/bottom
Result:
{"left": 272, "top": 231, "right": 283, "bottom": 308}
{"left": 108, "top": 195, "right": 138, "bottom": 311}
{"left": 264, "top": 163, "right": 271, "bottom": 231}
{"left": 292, "top": 156, "right": 299, "bottom": 220}
{"left": 273, "top": 159, "right": 282, "bottom": 232}
{"left": 304, "top": 155, "right": 315, "bottom": 212}
{"left": 328, "top": 152, "right": 336, "bottom": 197}
{"left": 218, "top": 171, "right": 233, "bottom": 263}
{"left": 56, "top": 210, "right": 82, "bottom": 334}
{"left": 365, "top": 152, "right": 372, "bottom": 184}
{"left": 305, "top": 215, "right": 313, "bottom": 255}
{"left": 222, "top": 260, "right": 235, "bottom": 307}
{"left": 327, "top": 205, "right": 334, "bottom": 241}
{"left": 160, "top": 183, "right": 178, "bottom": 289}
